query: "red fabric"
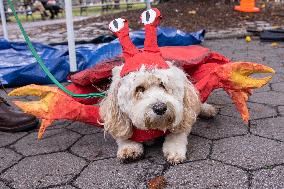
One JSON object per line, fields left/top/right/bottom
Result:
{"left": 131, "top": 128, "right": 169, "bottom": 142}
{"left": 51, "top": 95, "right": 102, "bottom": 126}
{"left": 113, "top": 19, "right": 139, "bottom": 59}
{"left": 70, "top": 58, "right": 123, "bottom": 87}
{"left": 66, "top": 46, "right": 233, "bottom": 142}
{"left": 66, "top": 45, "right": 274, "bottom": 141}
{"left": 66, "top": 84, "right": 103, "bottom": 105}
{"left": 70, "top": 46, "right": 215, "bottom": 87}
{"left": 161, "top": 46, "right": 212, "bottom": 66}
{"left": 120, "top": 51, "right": 169, "bottom": 77}
{"left": 110, "top": 9, "right": 169, "bottom": 77}
{"left": 15, "top": 45, "right": 271, "bottom": 141}
{"left": 191, "top": 63, "right": 221, "bottom": 102}
{"left": 143, "top": 8, "right": 161, "bottom": 53}
{"left": 69, "top": 45, "right": 232, "bottom": 104}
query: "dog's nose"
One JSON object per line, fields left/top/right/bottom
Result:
{"left": 152, "top": 102, "right": 167, "bottom": 115}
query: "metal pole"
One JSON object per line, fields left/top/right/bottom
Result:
{"left": 146, "top": 0, "right": 151, "bottom": 9}
{"left": 64, "top": 0, "right": 77, "bottom": 72}
{"left": 0, "top": 0, "right": 8, "bottom": 40}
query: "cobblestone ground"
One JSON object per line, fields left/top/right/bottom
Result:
{"left": 0, "top": 39, "right": 284, "bottom": 189}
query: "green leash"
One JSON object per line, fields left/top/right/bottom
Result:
{"left": 7, "top": 0, "right": 105, "bottom": 98}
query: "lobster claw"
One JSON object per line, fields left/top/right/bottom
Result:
{"left": 9, "top": 84, "right": 102, "bottom": 139}
{"left": 219, "top": 62, "right": 275, "bottom": 90}
{"left": 226, "top": 89, "right": 251, "bottom": 122}
{"left": 8, "top": 84, "right": 62, "bottom": 118}
{"left": 218, "top": 62, "right": 275, "bottom": 122}
{"left": 9, "top": 84, "right": 73, "bottom": 139}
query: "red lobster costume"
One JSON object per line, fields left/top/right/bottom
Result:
{"left": 9, "top": 8, "right": 274, "bottom": 142}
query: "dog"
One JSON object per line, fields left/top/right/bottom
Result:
{"left": 100, "top": 62, "right": 217, "bottom": 164}
{"left": 98, "top": 8, "right": 217, "bottom": 164}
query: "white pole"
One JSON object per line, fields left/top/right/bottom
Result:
{"left": 64, "top": 0, "right": 77, "bottom": 72}
{"left": 146, "top": 0, "right": 151, "bottom": 9}
{"left": 0, "top": 0, "right": 8, "bottom": 40}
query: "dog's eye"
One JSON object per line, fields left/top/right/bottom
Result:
{"left": 135, "top": 86, "right": 145, "bottom": 93}
{"left": 159, "top": 82, "right": 166, "bottom": 90}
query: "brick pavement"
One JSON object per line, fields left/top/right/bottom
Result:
{"left": 0, "top": 39, "right": 283, "bottom": 188}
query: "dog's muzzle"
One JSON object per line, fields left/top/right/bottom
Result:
{"left": 144, "top": 102, "right": 175, "bottom": 130}
{"left": 152, "top": 102, "right": 167, "bottom": 115}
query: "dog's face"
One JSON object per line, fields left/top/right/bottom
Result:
{"left": 99, "top": 63, "right": 200, "bottom": 139}
{"left": 117, "top": 65, "right": 186, "bottom": 131}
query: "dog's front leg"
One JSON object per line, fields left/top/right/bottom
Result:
{"left": 116, "top": 139, "right": 144, "bottom": 161}
{"left": 163, "top": 132, "right": 188, "bottom": 164}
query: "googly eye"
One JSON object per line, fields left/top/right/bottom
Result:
{"left": 141, "top": 9, "right": 157, "bottom": 25}
{"left": 109, "top": 18, "right": 125, "bottom": 32}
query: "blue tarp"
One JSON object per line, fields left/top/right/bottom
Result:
{"left": 0, "top": 27, "right": 205, "bottom": 87}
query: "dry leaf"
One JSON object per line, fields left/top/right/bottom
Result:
{"left": 188, "top": 10, "right": 197, "bottom": 15}
{"left": 245, "top": 36, "right": 251, "bottom": 43}
{"left": 271, "top": 42, "right": 278, "bottom": 47}
{"left": 148, "top": 176, "right": 166, "bottom": 189}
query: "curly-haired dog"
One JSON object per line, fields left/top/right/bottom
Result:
{"left": 100, "top": 63, "right": 216, "bottom": 164}
{"left": 99, "top": 8, "right": 217, "bottom": 164}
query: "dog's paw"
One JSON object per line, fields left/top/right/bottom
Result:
{"left": 199, "top": 103, "right": 217, "bottom": 118}
{"left": 163, "top": 144, "right": 186, "bottom": 165}
{"left": 163, "top": 133, "right": 188, "bottom": 165}
{"left": 164, "top": 151, "right": 186, "bottom": 165}
{"left": 117, "top": 142, "right": 143, "bottom": 162}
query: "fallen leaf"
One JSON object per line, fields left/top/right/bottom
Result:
{"left": 271, "top": 42, "right": 278, "bottom": 47}
{"left": 148, "top": 176, "right": 166, "bottom": 189}
{"left": 188, "top": 10, "right": 197, "bottom": 15}
{"left": 245, "top": 36, "right": 251, "bottom": 43}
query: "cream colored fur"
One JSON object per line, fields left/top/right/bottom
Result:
{"left": 100, "top": 62, "right": 217, "bottom": 164}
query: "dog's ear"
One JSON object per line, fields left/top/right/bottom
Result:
{"left": 99, "top": 66, "right": 133, "bottom": 139}
{"left": 172, "top": 79, "right": 201, "bottom": 133}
